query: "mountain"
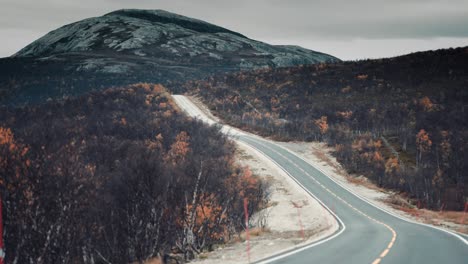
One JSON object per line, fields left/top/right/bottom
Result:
{"left": 0, "top": 9, "right": 339, "bottom": 104}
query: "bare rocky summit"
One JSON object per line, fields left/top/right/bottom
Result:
{"left": 1, "top": 9, "right": 339, "bottom": 104}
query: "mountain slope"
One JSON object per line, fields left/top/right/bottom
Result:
{"left": 0, "top": 9, "right": 339, "bottom": 104}
{"left": 180, "top": 46, "right": 468, "bottom": 211}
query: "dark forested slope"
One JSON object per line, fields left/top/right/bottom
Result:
{"left": 181, "top": 46, "right": 468, "bottom": 210}
{"left": 0, "top": 83, "right": 267, "bottom": 263}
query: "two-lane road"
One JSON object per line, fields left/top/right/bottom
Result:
{"left": 173, "top": 95, "right": 468, "bottom": 264}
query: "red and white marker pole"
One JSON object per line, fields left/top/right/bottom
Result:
{"left": 291, "top": 201, "right": 305, "bottom": 240}
{"left": 244, "top": 198, "right": 251, "bottom": 264}
{"left": 0, "top": 196, "right": 4, "bottom": 264}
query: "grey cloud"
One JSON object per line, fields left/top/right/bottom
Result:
{"left": 3, "top": 0, "right": 467, "bottom": 37}
{"left": 231, "top": 0, "right": 468, "bottom": 39}
{"left": 0, "top": 0, "right": 467, "bottom": 58}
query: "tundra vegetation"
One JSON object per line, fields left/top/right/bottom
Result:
{"left": 0, "top": 83, "right": 267, "bottom": 263}
{"left": 178, "top": 47, "right": 468, "bottom": 211}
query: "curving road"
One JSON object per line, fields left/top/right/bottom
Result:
{"left": 173, "top": 95, "right": 468, "bottom": 264}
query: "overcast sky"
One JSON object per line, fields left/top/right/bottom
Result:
{"left": 1, "top": 0, "right": 467, "bottom": 60}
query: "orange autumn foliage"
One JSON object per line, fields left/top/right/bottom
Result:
{"left": 0, "top": 127, "right": 14, "bottom": 145}
{"left": 419, "top": 96, "right": 434, "bottom": 112}
{"left": 224, "top": 166, "right": 260, "bottom": 200}
{"left": 165, "top": 131, "right": 190, "bottom": 165}
{"left": 191, "top": 194, "right": 227, "bottom": 240}
{"left": 0, "top": 127, "right": 17, "bottom": 152}
{"left": 373, "top": 140, "right": 382, "bottom": 149}
{"left": 385, "top": 157, "right": 400, "bottom": 174}
{"left": 0, "top": 127, "right": 31, "bottom": 189}
{"left": 336, "top": 111, "right": 353, "bottom": 119}
{"left": 373, "top": 151, "right": 383, "bottom": 162}
{"left": 240, "top": 167, "right": 258, "bottom": 195}
{"left": 159, "top": 102, "right": 167, "bottom": 109}
{"left": 416, "top": 129, "right": 432, "bottom": 154}
{"left": 314, "top": 116, "right": 328, "bottom": 134}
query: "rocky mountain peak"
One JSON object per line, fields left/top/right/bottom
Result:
{"left": 104, "top": 9, "right": 247, "bottom": 38}
{"left": 2, "top": 9, "right": 340, "bottom": 104}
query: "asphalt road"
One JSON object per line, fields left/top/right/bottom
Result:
{"left": 173, "top": 95, "right": 468, "bottom": 264}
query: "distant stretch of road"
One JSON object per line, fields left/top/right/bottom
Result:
{"left": 173, "top": 95, "right": 468, "bottom": 264}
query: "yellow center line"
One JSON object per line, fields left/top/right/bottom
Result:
{"left": 251, "top": 139, "right": 398, "bottom": 264}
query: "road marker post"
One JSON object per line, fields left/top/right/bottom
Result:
{"left": 244, "top": 198, "right": 251, "bottom": 263}
{"left": 0, "top": 196, "right": 4, "bottom": 264}
{"left": 291, "top": 201, "right": 305, "bottom": 240}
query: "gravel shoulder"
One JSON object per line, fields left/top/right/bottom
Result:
{"left": 191, "top": 140, "right": 338, "bottom": 264}
{"left": 180, "top": 96, "right": 338, "bottom": 263}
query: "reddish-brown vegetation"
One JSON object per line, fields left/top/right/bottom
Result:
{"left": 0, "top": 83, "right": 267, "bottom": 263}
{"left": 176, "top": 47, "right": 468, "bottom": 211}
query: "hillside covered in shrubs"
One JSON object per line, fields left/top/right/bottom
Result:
{"left": 180, "top": 47, "right": 468, "bottom": 211}
{"left": 0, "top": 83, "right": 267, "bottom": 263}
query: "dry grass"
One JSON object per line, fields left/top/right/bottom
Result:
{"left": 385, "top": 194, "right": 414, "bottom": 208}
{"left": 346, "top": 175, "right": 382, "bottom": 190}
{"left": 249, "top": 227, "right": 271, "bottom": 237}
{"left": 235, "top": 147, "right": 253, "bottom": 160}
{"left": 311, "top": 146, "right": 339, "bottom": 171}
{"left": 388, "top": 200, "right": 468, "bottom": 234}
{"left": 275, "top": 186, "right": 290, "bottom": 194}
{"left": 237, "top": 227, "right": 271, "bottom": 241}
{"left": 266, "top": 201, "right": 279, "bottom": 208}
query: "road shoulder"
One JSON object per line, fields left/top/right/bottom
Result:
{"left": 190, "top": 140, "right": 338, "bottom": 264}
{"left": 174, "top": 95, "right": 339, "bottom": 263}
{"left": 278, "top": 141, "right": 468, "bottom": 235}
